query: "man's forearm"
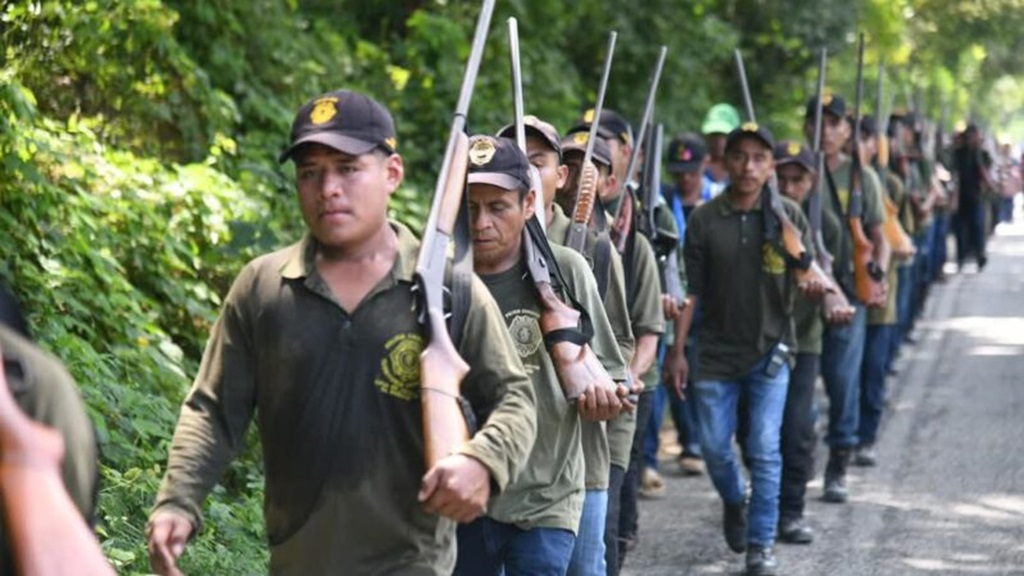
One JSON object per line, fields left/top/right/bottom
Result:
{"left": 629, "top": 333, "right": 659, "bottom": 383}
{"left": 671, "top": 297, "right": 697, "bottom": 355}
{"left": 869, "top": 225, "right": 891, "bottom": 271}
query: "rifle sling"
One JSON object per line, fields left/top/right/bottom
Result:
{"left": 823, "top": 166, "right": 856, "bottom": 297}
{"left": 525, "top": 216, "right": 596, "bottom": 345}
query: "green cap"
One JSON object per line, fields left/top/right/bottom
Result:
{"left": 701, "top": 103, "right": 741, "bottom": 135}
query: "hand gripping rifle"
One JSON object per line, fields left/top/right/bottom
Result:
{"left": 611, "top": 46, "right": 668, "bottom": 253}
{"left": 507, "top": 18, "right": 618, "bottom": 403}
{"left": 639, "top": 123, "right": 684, "bottom": 302}
{"left": 848, "top": 34, "right": 886, "bottom": 306}
{"left": 874, "top": 59, "right": 916, "bottom": 259}
{"left": 566, "top": 31, "right": 617, "bottom": 254}
{"left": 415, "top": 0, "right": 494, "bottom": 471}
{"left": 734, "top": 49, "right": 835, "bottom": 294}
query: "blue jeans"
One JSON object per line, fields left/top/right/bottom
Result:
{"left": 955, "top": 202, "right": 988, "bottom": 264}
{"left": 930, "top": 213, "right": 950, "bottom": 279}
{"left": 890, "top": 264, "right": 914, "bottom": 367}
{"left": 566, "top": 489, "right": 607, "bottom": 576}
{"left": 646, "top": 343, "right": 702, "bottom": 469}
{"left": 821, "top": 305, "right": 867, "bottom": 449}
{"left": 859, "top": 324, "right": 894, "bottom": 446}
{"left": 694, "top": 349, "right": 789, "bottom": 548}
{"left": 454, "top": 517, "right": 575, "bottom": 576}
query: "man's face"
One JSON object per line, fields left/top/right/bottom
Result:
{"left": 672, "top": 167, "right": 705, "bottom": 199}
{"left": 705, "top": 133, "right": 727, "bottom": 160}
{"left": 776, "top": 163, "right": 814, "bottom": 204}
{"left": 860, "top": 134, "right": 877, "bottom": 163}
{"left": 558, "top": 154, "right": 616, "bottom": 214}
{"left": 809, "top": 112, "right": 848, "bottom": 157}
{"left": 724, "top": 137, "right": 774, "bottom": 196}
{"left": 526, "top": 134, "right": 567, "bottom": 210}
{"left": 468, "top": 184, "right": 535, "bottom": 275}
{"left": 966, "top": 130, "right": 980, "bottom": 148}
{"left": 605, "top": 136, "right": 631, "bottom": 187}
{"left": 294, "top": 144, "right": 402, "bottom": 251}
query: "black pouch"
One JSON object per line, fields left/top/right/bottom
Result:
{"left": 763, "top": 342, "right": 790, "bottom": 379}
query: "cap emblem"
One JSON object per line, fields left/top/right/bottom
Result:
{"left": 787, "top": 142, "right": 801, "bottom": 156}
{"left": 310, "top": 97, "right": 338, "bottom": 125}
{"left": 385, "top": 137, "right": 398, "bottom": 151}
{"left": 573, "top": 132, "right": 589, "bottom": 145}
{"left": 822, "top": 93, "right": 834, "bottom": 106}
{"left": 469, "top": 138, "right": 497, "bottom": 166}
{"left": 583, "top": 108, "right": 595, "bottom": 123}
{"left": 741, "top": 122, "right": 759, "bottom": 132}
{"left": 679, "top": 147, "right": 692, "bottom": 161}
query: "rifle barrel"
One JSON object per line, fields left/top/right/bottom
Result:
{"left": 812, "top": 48, "right": 827, "bottom": 154}
{"left": 734, "top": 49, "right": 756, "bottom": 123}
{"left": 507, "top": 17, "right": 526, "bottom": 151}
{"left": 613, "top": 45, "right": 667, "bottom": 221}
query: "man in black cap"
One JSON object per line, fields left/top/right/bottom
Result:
{"left": 454, "top": 134, "right": 628, "bottom": 576}
{"left": 771, "top": 140, "right": 853, "bottom": 543}
{"left": 147, "top": 90, "right": 539, "bottom": 575}
{"left": 672, "top": 123, "right": 817, "bottom": 576}
{"left": 804, "top": 93, "right": 889, "bottom": 504}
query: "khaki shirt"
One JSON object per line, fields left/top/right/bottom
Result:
{"left": 153, "top": 222, "right": 537, "bottom": 575}
{"left": 684, "top": 191, "right": 812, "bottom": 381}
{"left": 481, "top": 243, "right": 626, "bottom": 533}
{"left": 626, "top": 233, "right": 666, "bottom": 392}
{"left": 0, "top": 326, "right": 99, "bottom": 575}
{"left": 547, "top": 204, "right": 635, "bottom": 486}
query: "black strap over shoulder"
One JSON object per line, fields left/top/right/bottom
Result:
{"left": 591, "top": 194, "right": 613, "bottom": 299}
{"left": 524, "top": 216, "right": 596, "bottom": 344}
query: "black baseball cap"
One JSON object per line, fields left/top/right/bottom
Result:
{"left": 466, "top": 135, "right": 532, "bottom": 192}
{"left": 567, "top": 108, "right": 633, "bottom": 146}
{"left": 805, "top": 93, "right": 847, "bottom": 120}
{"left": 774, "top": 140, "right": 814, "bottom": 172}
{"left": 279, "top": 90, "right": 397, "bottom": 163}
{"left": 496, "top": 115, "right": 562, "bottom": 160}
{"left": 666, "top": 134, "right": 706, "bottom": 173}
{"left": 725, "top": 122, "right": 775, "bottom": 152}
{"left": 560, "top": 131, "right": 613, "bottom": 168}
{"left": 859, "top": 115, "right": 879, "bottom": 137}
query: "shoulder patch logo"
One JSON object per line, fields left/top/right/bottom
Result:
{"left": 374, "top": 332, "right": 425, "bottom": 401}
{"left": 762, "top": 242, "right": 786, "bottom": 275}
{"left": 469, "top": 138, "right": 497, "bottom": 166}
{"left": 310, "top": 97, "right": 339, "bottom": 125}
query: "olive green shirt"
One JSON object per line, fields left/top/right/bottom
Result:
{"left": 0, "top": 326, "right": 99, "bottom": 575}
{"left": 481, "top": 243, "right": 626, "bottom": 533}
{"left": 822, "top": 157, "right": 886, "bottom": 303}
{"left": 153, "top": 222, "right": 537, "bottom": 575}
{"left": 627, "top": 233, "right": 666, "bottom": 392}
{"left": 547, "top": 204, "right": 635, "bottom": 486}
{"left": 886, "top": 172, "right": 916, "bottom": 269}
{"left": 684, "top": 191, "right": 813, "bottom": 381}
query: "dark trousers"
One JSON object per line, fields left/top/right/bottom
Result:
{"left": 930, "top": 213, "right": 950, "bottom": 280}
{"left": 617, "top": 390, "right": 654, "bottom": 571}
{"left": 955, "top": 202, "right": 988, "bottom": 264}
{"left": 858, "top": 324, "right": 894, "bottom": 446}
{"left": 779, "top": 353, "right": 820, "bottom": 521}
{"left": 604, "top": 464, "right": 626, "bottom": 576}
{"left": 454, "top": 517, "right": 576, "bottom": 576}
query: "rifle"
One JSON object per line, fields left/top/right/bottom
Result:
{"left": 415, "top": 0, "right": 494, "bottom": 470}
{"left": 611, "top": 45, "right": 668, "bottom": 252}
{"left": 734, "top": 49, "right": 834, "bottom": 295}
{"left": 808, "top": 47, "right": 835, "bottom": 276}
{"left": 848, "top": 33, "right": 885, "bottom": 306}
{"left": 506, "top": 19, "right": 619, "bottom": 405}
{"left": 874, "top": 59, "right": 915, "bottom": 259}
{"left": 566, "top": 31, "right": 617, "bottom": 254}
{"left": 637, "top": 123, "right": 683, "bottom": 302}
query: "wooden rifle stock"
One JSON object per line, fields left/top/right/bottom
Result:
{"left": 849, "top": 33, "right": 884, "bottom": 305}
{"left": 416, "top": 0, "right": 495, "bottom": 470}
{"left": 875, "top": 60, "right": 915, "bottom": 260}
{"left": 420, "top": 133, "right": 472, "bottom": 470}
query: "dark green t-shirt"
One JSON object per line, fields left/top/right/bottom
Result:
{"left": 684, "top": 191, "right": 812, "bottom": 381}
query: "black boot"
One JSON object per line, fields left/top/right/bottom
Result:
{"left": 723, "top": 500, "right": 748, "bottom": 553}
{"left": 746, "top": 545, "right": 779, "bottom": 575}
{"left": 823, "top": 448, "right": 851, "bottom": 503}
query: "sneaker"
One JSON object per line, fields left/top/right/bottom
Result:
{"left": 979, "top": 255, "right": 988, "bottom": 270}
{"left": 678, "top": 455, "right": 706, "bottom": 476}
{"left": 639, "top": 467, "right": 666, "bottom": 499}
{"left": 723, "top": 501, "right": 748, "bottom": 553}
{"left": 777, "top": 517, "right": 814, "bottom": 544}
{"left": 745, "top": 545, "right": 779, "bottom": 575}
{"left": 853, "top": 445, "right": 878, "bottom": 467}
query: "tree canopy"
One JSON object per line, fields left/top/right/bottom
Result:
{"left": 1, "top": 0, "right": 1020, "bottom": 572}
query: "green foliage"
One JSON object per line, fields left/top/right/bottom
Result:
{"left": 1, "top": 0, "right": 1021, "bottom": 572}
